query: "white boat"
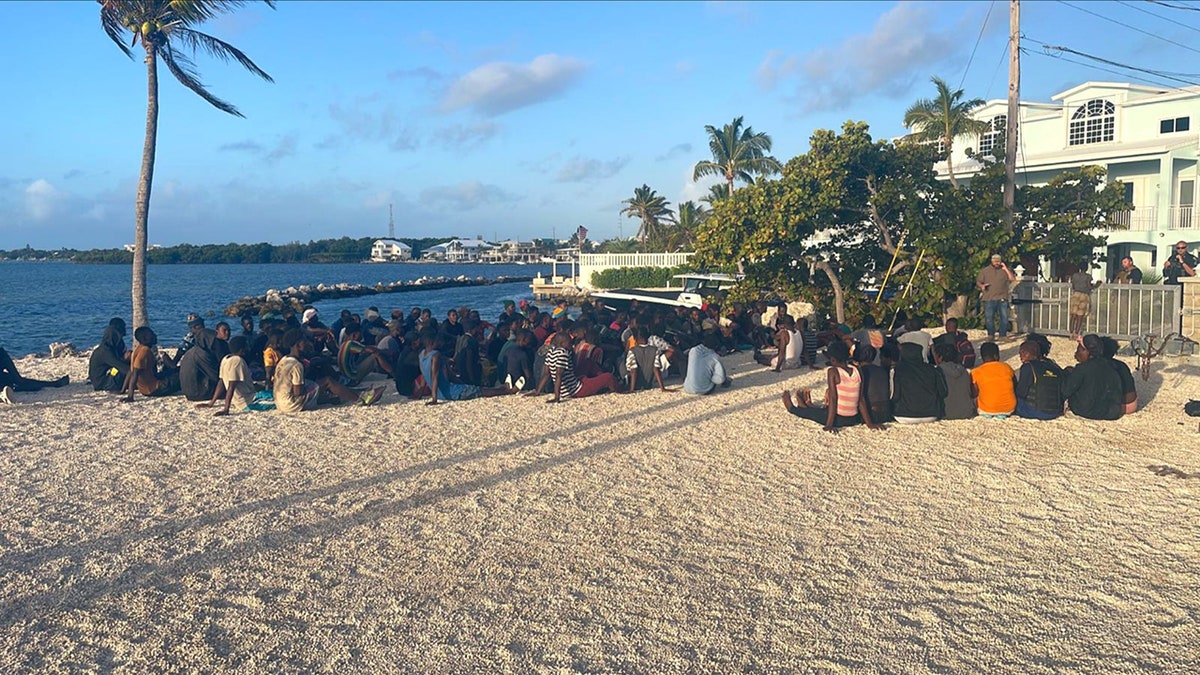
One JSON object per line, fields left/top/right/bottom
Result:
{"left": 591, "top": 273, "right": 739, "bottom": 312}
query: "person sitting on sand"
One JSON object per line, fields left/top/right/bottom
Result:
{"left": 504, "top": 329, "right": 536, "bottom": 391}
{"left": 934, "top": 342, "right": 976, "bottom": 420}
{"left": 362, "top": 307, "right": 388, "bottom": 346}
{"left": 533, "top": 332, "right": 619, "bottom": 403}
{"left": 849, "top": 315, "right": 885, "bottom": 362}
{"left": 196, "top": 335, "right": 261, "bottom": 416}
{"left": 854, "top": 345, "right": 892, "bottom": 424}
{"left": 0, "top": 345, "right": 68, "bottom": 402}
{"left": 1061, "top": 334, "right": 1123, "bottom": 420}
{"left": 442, "top": 309, "right": 464, "bottom": 338}
{"left": 782, "top": 340, "right": 882, "bottom": 433}
{"left": 970, "top": 342, "right": 1016, "bottom": 419}
{"left": 88, "top": 317, "right": 130, "bottom": 392}
{"left": 274, "top": 329, "right": 385, "bottom": 413}
{"left": 330, "top": 309, "right": 353, "bottom": 344}
{"left": 625, "top": 325, "right": 671, "bottom": 393}
{"left": 262, "top": 329, "right": 284, "bottom": 387}
{"left": 452, "top": 319, "right": 485, "bottom": 387}
{"left": 419, "top": 328, "right": 510, "bottom": 405}
{"left": 1014, "top": 340, "right": 1064, "bottom": 420}
{"left": 178, "top": 328, "right": 223, "bottom": 402}
{"left": 168, "top": 315, "right": 204, "bottom": 367}
{"left": 931, "top": 318, "right": 975, "bottom": 368}
{"left": 1100, "top": 336, "right": 1137, "bottom": 415}
{"left": 336, "top": 323, "right": 394, "bottom": 384}
{"left": 122, "top": 327, "right": 181, "bottom": 401}
{"left": 684, "top": 331, "right": 732, "bottom": 395}
{"left": 756, "top": 314, "right": 801, "bottom": 371}
{"left": 300, "top": 308, "right": 337, "bottom": 354}
{"left": 897, "top": 317, "right": 934, "bottom": 364}
{"left": 891, "top": 342, "right": 946, "bottom": 424}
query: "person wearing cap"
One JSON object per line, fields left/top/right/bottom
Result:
{"left": 976, "top": 254, "right": 1016, "bottom": 341}
{"left": 168, "top": 315, "right": 205, "bottom": 367}
{"left": 362, "top": 306, "right": 388, "bottom": 346}
{"left": 301, "top": 307, "right": 336, "bottom": 353}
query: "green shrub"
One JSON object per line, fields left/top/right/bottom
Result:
{"left": 590, "top": 266, "right": 687, "bottom": 289}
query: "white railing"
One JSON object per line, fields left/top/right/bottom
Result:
{"left": 577, "top": 252, "right": 694, "bottom": 289}
{"left": 1168, "top": 205, "right": 1198, "bottom": 230}
{"left": 1106, "top": 206, "right": 1157, "bottom": 232}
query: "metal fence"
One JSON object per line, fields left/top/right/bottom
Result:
{"left": 1013, "top": 282, "right": 1180, "bottom": 340}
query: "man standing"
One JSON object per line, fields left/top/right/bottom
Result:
{"left": 1068, "top": 262, "right": 1100, "bottom": 339}
{"left": 977, "top": 254, "right": 1016, "bottom": 341}
{"left": 1163, "top": 241, "right": 1197, "bottom": 285}
{"left": 1112, "top": 256, "right": 1143, "bottom": 284}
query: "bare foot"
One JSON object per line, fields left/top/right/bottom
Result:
{"left": 781, "top": 390, "right": 797, "bottom": 413}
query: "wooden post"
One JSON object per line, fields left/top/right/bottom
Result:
{"left": 1004, "top": 0, "right": 1020, "bottom": 234}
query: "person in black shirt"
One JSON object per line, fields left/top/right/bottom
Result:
{"left": 1014, "top": 340, "right": 1064, "bottom": 420}
{"left": 1100, "top": 336, "right": 1137, "bottom": 415}
{"left": 1061, "top": 334, "right": 1123, "bottom": 420}
{"left": 1163, "top": 241, "right": 1197, "bottom": 285}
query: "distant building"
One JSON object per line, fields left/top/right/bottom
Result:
{"left": 920, "top": 81, "right": 1200, "bottom": 279}
{"left": 123, "top": 244, "right": 163, "bottom": 252}
{"left": 421, "top": 238, "right": 494, "bottom": 262}
{"left": 482, "top": 239, "right": 542, "bottom": 263}
{"left": 370, "top": 238, "right": 412, "bottom": 262}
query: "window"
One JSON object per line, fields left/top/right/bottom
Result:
{"left": 1068, "top": 99, "right": 1115, "bottom": 146}
{"left": 1161, "top": 116, "right": 1191, "bottom": 134}
{"left": 978, "top": 115, "right": 1009, "bottom": 156}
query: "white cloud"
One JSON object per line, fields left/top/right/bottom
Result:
{"left": 441, "top": 54, "right": 588, "bottom": 116}
{"left": 760, "top": 2, "right": 972, "bottom": 112}
{"left": 419, "top": 181, "right": 519, "bottom": 211}
{"left": 24, "top": 179, "right": 67, "bottom": 221}
{"left": 656, "top": 143, "right": 694, "bottom": 162}
{"left": 555, "top": 156, "right": 630, "bottom": 183}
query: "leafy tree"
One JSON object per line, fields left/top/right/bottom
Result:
{"left": 597, "top": 237, "right": 641, "bottom": 254}
{"left": 702, "top": 183, "right": 731, "bottom": 206}
{"left": 692, "top": 116, "right": 783, "bottom": 196}
{"left": 620, "top": 184, "right": 674, "bottom": 248}
{"left": 902, "top": 76, "right": 987, "bottom": 188}
{"left": 99, "top": 0, "right": 274, "bottom": 330}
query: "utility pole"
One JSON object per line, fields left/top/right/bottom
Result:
{"left": 1004, "top": 0, "right": 1020, "bottom": 234}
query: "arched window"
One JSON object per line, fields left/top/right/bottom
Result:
{"left": 978, "top": 115, "right": 1008, "bottom": 155}
{"left": 1068, "top": 99, "right": 1115, "bottom": 146}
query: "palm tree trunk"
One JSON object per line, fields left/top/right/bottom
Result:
{"left": 133, "top": 45, "right": 159, "bottom": 332}
{"left": 945, "top": 138, "right": 958, "bottom": 189}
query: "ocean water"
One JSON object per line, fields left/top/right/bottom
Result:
{"left": 0, "top": 262, "right": 551, "bottom": 357}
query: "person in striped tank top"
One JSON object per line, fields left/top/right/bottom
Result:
{"left": 781, "top": 340, "right": 884, "bottom": 433}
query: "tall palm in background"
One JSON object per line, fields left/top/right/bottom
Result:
{"left": 902, "top": 76, "right": 987, "bottom": 188}
{"left": 702, "top": 183, "right": 730, "bottom": 206}
{"left": 692, "top": 116, "right": 782, "bottom": 197}
{"left": 667, "top": 200, "right": 708, "bottom": 251}
{"left": 620, "top": 185, "right": 674, "bottom": 249}
{"left": 99, "top": 0, "right": 274, "bottom": 330}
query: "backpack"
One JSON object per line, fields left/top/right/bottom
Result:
{"left": 1184, "top": 400, "right": 1200, "bottom": 417}
{"left": 1030, "top": 360, "right": 1064, "bottom": 413}
{"left": 954, "top": 332, "right": 976, "bottom": 368}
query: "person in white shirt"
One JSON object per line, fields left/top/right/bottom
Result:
{"left": 896, "top": 317, "right": 933, "bottom": 364}
{"left": 684, "top": 332, "right": 732, "bottom": 395}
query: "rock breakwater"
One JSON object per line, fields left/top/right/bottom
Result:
{"left": 224, "top": 275, "right": 533, "bottom": 317}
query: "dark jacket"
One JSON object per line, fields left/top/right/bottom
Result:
{"left": 1062, "top": 358, "right": 1123, "bottom": 420}
{"left": 88, "top": 326, "right": 129, "bottom": 391}
{"left": 938, "top": 362, "right": 977, "bottom": 420}
{"left": 892, "top": 342, "right": 947, "bottom": 419}
{"left": 179, "top": 328, "right": 222, "bottom": 401}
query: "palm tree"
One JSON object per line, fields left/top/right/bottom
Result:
{"left": 902, "top": 76, "right": 987, "bottom": 188}
{"left": 99, "top": 0, "right": 274, "bottom": 331}
{"left": 702, "top": 183, "right": 731, "bottom": 206}
{"left": 620, "top": 184, "right": 673, "bottom": 249}
{"left": 692, "top": 116, "right": 782, "bottom": 197}
{"left": 667, "top": 200, "right": 708, "bottom": 250}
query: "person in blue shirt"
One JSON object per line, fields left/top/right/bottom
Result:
{"left": 684, "top": 332, "right": 732, "bottom": 395}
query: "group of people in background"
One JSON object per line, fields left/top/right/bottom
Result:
{"left": 774, "top": 311, "right": 1136, "bottom": 433}
{"left": 82, "top": 297, "right": 756, "bottom": 414}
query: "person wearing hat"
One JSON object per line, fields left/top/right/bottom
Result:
{"left": 362, "top": 306, "right": 388, "bottom": 346}
{"left": 976, "top": 254, "right": 1016, "bottom": 341}
{"left": 168, "top": 315, "right": 205, "bottom": 367}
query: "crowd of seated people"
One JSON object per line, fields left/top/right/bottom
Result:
{"left": 81, "top": 298, "right": 754, "bottom": 413}
{"left": 777, "top": 311, "right": 1137, "bottom": 432}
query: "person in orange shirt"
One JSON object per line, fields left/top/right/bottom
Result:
{"left": 121, "top": 327, "right": 181, "bottom": 402}
{"left": 970, "top": 341, "right": 1016, "bottom": 418}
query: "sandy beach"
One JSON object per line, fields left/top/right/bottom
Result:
{"left": 1, "top": 332, "right": 1197, "bottom": 673}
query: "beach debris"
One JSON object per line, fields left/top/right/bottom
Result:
{"left": 48, "top": 342, "right": 79, "bottom": 358}
{"left": 1147, "top": 464, "right": 1199, "bottom": 479}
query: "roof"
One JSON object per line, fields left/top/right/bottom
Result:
{"left": 1052, "top": 81, "right": 1171, "bottom": 102}
{"left": 373, "top": 238, "right": 411, "bottom": 249}
{"left": 950, "top": 135, "right": 1199, "bottom": 177}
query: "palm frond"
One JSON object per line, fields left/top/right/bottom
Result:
{"left": 160, "top": 42, "right": 242, "bottom": 116}
{"left": 98, "top": 0, "right": 134, "bottom": 57}
{"left": 174, "top": 27, "right": 273, "bottom": 82}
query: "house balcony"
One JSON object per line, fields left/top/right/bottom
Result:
{"left": 1105, "top": 206, "right": 1156, "bottom": 232}
{"left": 1168, "top": 205, "right": 1198, "bottom": 230}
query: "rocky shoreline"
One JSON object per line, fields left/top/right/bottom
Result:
{"left": 222, "top": 274, "right": 533, "bottom": 317}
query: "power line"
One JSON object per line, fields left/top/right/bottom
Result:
{"left": 1115, "top": 0, "right": 1200, "bottom": 34}
{"left": 1023, "top": 46, "right": 1190, "bottom": 90}
{"left": 986, "top": 41, "right": 1009, "bottom": 99}
{"left": 1057, "top": 0, "right": 1200, "bottom": 56}
{"left": 1036, "top": 42, "right": 1200, "bottom": 86}
{"left": 1147, "top": 0, "right": 1200, "bottom": 12}
{"left": 960, "top": 0, "right": 997, "bottom": 90}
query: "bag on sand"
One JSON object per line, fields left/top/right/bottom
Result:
{"left": 1184, "top": 400, "right": 1200, "bottom": 417}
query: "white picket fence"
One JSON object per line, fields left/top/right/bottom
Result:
{"left": 577, "top": 252, "right": 694, "bottom": 289}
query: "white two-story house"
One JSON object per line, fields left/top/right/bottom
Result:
{"left": 935, "top": 81, "right": 1199, "bottom": 281}
{"left": 370, "top": 238, "right": 412, "bottom": 262}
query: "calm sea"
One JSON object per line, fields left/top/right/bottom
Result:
{"left": 0, "top": 262, "right": 552, "bottom": 357}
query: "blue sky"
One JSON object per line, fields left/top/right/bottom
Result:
{"left": 1, "top": 0, "right": 1197, "bottom": 249}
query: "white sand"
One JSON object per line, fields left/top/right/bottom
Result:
{"left": 1, "top": 332, "right": 1198, "bottom": 673}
